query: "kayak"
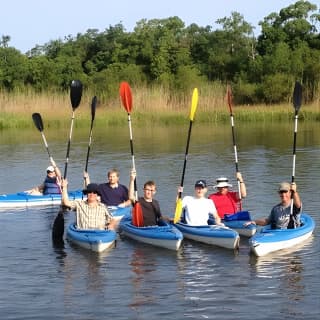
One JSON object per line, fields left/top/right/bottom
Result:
{"left": 174, "top": 222, "right": 240, "bottom": 249}
{"left": 67, "top": 223, "right": 117, "bottom": 253}
{"left": 108, "top": 205, "right": 132, "bottom": 220}
{"left": 249, "top": 213, "right": 315, "bottom": 257}
{"left": 0, "top": 190, "right": 83, "bottom": 209}
{"left": 223, "top": 220, "right": 256, "bottom": 237}
{"left": 119, "top": 215, "right": 183, "bottom": 251}
{"left": 222, "top": 211, "right": 257, "bottom": 237}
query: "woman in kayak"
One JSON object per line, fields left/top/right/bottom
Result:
{"left": 208, "top": 173, "right": 247, "bottom": 219}
{"left": 244, "top": 182, "right": 302, "bottom": 229}
{"left": 178, "top": 180, "right": 223, "bottom": 226}
{"left": 27, "top": 159, "right": 62, "bottom": 195}
{"left": 61, "top": 179, "right": 117, "bottom": 230}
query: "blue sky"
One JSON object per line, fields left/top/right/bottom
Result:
{"left": 1, "top": 0, "right": 301, "bottom": 53}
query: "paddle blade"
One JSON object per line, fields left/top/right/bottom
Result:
{"left": 132, "top": 202, "right": 144, "bottom": 227}
{"left": 293, "top": 81, "right": 302, "bottom": 112}
{"left": 119, "top": 82, "right": 133, "bottom": 113}
{"left": 32, "top": 113, "right": 44, "bottom": 132}
{"left": 52, "top": 211, "right": 64, "bottom": 241}
{"left": 91, "top": 96, "right": 97, "bottom": 121}
{"left": 70, "top": 80, "right": 83, "bottom": 110}
{"left": 189, "top": 88, "right": 198, "bottom": 121}
{"left": 173, "top": 198, "right": 183, "bottom": 223}
{"left": 226, "top": 85, "right": 233, "bottom": 114}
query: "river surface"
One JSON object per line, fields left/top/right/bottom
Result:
{"left": 0, "top": 122, "right": 319, "bottom": 319}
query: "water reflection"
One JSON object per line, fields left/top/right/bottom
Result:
{"left": 129, "top": 248, "right": 157, "bottom": 309}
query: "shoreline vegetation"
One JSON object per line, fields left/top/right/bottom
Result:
{"left": 0, "top": 86, "right": 319, "bottom": 130}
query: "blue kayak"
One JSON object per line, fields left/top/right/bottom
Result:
{"left": 67, "top": 223, "right": 117, "bottom": 253}
{"left": 223, "top": 220, "right": 256, "bottom": 237}
{"left": 249, "top": 213, "right": 315, "bottom": 257}
{"left": 220, "top": 211, "right": 257, "bottom": 237}
{"left": 174, "top": 222, "right": 240, "bottom": 249}
{"left": 108, "top": 206, "right": 132, "bottom": 219}
{"left": 0, "top": 190, "right": 83, "bottom": 209}
{"left": 119, "top": 215, "right": 183, "bottom": 250}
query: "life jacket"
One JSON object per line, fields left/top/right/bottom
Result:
{"left": 43, "top": 176, "right": 61, "bottom": 195}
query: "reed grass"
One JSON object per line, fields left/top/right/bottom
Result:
{"left": 0, "top": 84, "right": 319, "bottom": 129}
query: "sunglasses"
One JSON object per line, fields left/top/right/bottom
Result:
{"left": 279, "top": 190, "right": 289, "bottom": 194}
{"left": 87, "top": 191, "right": 98, "bottom": 194}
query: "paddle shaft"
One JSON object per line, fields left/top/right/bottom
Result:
{"left": 63, "top": 110, "right": 75, "bottom": 179}
{"left": 84, "top": 97, "right": 97, "bottom": 173}
{"left": 177, "top": 120, "right": 193, "bottom": 199}
{"left": 290, "top": 81, "right": 302, "bottom": 216}
{"left": 227, "top": 87, "right": 242, "bottom": 208}
{"left": 128, "top": 112, "right": 138, "bottom": 200}
{"left": 291, "top": 110, "right": 299, "bottom": 184}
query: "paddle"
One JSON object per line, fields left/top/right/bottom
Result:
{"left": 226, "top": 85, "right": 242, "bottom": 210}
{"left": 173, "top": 88, "right": 198, "bottom": 223}
{"left": 84, "top": 96, "right": 97, "bottom": 176}
{"left": 119, "top": 81, "right": 143, "bottom": 227}
{"left": 52, "top": 80, "right": 83, "bottom": 242}
{"left": 290, "top": 81, "right": 302, "bottom": 215}
{"left": 32, "top": 113, "right": 54, "bottom": 163}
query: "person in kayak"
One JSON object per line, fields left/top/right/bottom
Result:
{"left": 61, "top": 179, "right": 117, "bottom": 230}
{"left": 26, "top": 159, "right": 62, "bottom": 195}
{"left": 208, "top": 173, "right": 247, "bottom": 219}
{"left": 244, "top": 182, "right": 302, "bottom": 229}
{"left": 129, "top": 169, "right": 171, "bottom": 226}
{"left": 178, "top": 180, "right": 223, "bottom": 226}
{"left": 84, "top": 168, "right": 131, "bottom": 208}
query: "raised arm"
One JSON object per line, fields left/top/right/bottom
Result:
{"left": 128, "top": 169, "right": 136, "bottom": 202}
{"left": 236, "top": 172, "right": 247, "bottom": 198}
{"left": 61, "top": 179, "right": 72, "bottom": 208}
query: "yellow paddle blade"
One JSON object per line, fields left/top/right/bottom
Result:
{"left": 189, "top": 88, "right": 198, "bottom": 121}
{"left": 174, "top": 198, "right": 183, "bottom": 223}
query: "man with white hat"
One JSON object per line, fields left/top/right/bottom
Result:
{"left": 208, "top": 172, "right": 247, "bottom": 218}
{"left": 244, "top": 182, "right": 302, "bottom": 229}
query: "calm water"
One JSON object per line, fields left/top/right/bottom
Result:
{"left": 0, "top": 122, "right": 319, "bottom": 320}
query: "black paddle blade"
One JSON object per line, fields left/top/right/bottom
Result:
{"left": 52, "top": 210, "right": 65, "bottom": 241}
{"left": 91, "top": 96, "right": 97, "bottom": 121}
{"left": 70, "top": 80, "right": 83, "bottom": 110}
{"left": 293, "top": 81, "right": 302, "bottom": 112}
{"left": 32, "top": 113, "right": 44, "bottom": 132}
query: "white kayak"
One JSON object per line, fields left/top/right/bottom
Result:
{"left": 0, "top": 190, "right": 83, "bottom": 209}
{"left": 249, "top": 213, "right": 315, "bottom": 257}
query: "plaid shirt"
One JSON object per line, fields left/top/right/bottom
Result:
{"left": 69, "top": 200, "right": 113, "bottom": 230}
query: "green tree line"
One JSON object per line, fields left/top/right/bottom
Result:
{"left": 0, "top": 0, "right": 319, "bottom": 104}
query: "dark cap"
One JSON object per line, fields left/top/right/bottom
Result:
{"left": 83, "top": 183, "right": 100, "bottom": 196}
{"left": 195, "top": 180, "right": 207, "bottom": 188}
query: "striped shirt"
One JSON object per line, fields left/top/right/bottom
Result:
{"left": 69, "top": 200, "right": 113, "bottom": 230}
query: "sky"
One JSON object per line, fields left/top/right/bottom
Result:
{"left": 0, "top": 0, "right": 306, "bottom": 53}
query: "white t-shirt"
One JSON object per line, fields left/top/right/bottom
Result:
{"left": 182, "top": 196, "right": 217, "bottom": 226}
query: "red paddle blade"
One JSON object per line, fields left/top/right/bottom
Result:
{"left": 119, "top": 82, "right": 133, "bottom": 113}
{"left": 132, "top": 202, "right": 144, "bottom": 227}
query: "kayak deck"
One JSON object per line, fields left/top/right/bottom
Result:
{"left": 0, "top": 190, "right": 83, "bottom": 208}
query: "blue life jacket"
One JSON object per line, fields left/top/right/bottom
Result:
{"left": 43, "top": 176, "right": 60, "bottom": 195}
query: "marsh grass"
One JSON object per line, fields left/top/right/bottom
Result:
{"left": 0, "top": 85, "right": 319, "bottom": 129}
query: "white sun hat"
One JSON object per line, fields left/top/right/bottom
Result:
{"left": 214, "top": 177, "right": 232, "bottom": 188}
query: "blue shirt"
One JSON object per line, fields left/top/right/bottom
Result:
{"left": 98, "top": 183, "right": 129, "bottom": 206}
{"left": 268, "top": 202, "right": 302, "bottom": 229}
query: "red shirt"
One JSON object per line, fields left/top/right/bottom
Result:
{"left": 208, "top": 192, "right": 240, "bottom": 218}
